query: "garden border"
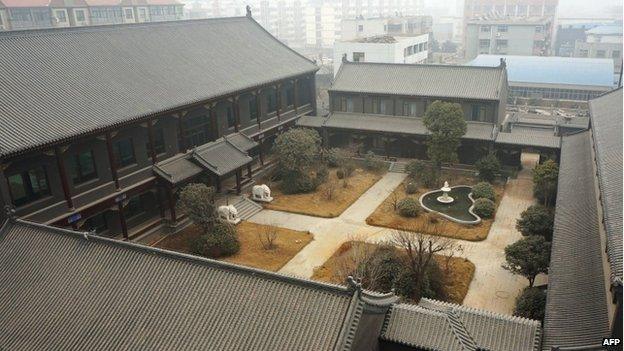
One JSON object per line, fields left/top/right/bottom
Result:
{"left": 418, "top": 185, "right": 482, "bottom": 225}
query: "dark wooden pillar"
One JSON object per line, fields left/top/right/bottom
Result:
{"left": 362, "top": 95, "right": 366, "bottom": 113}
{"left": 209, "top": 105, "right": 218, "bottom": 140}
{"left": 177, "top": 114, "right": 186, "bottom": 152}
{"left": 256, "top": 90, "right": 262, "bottom": 128}
{"left": 293, "top": 79, "right": 299, "bottom": 114}
{"left": 233, "top": 98, "right": 240, "bottom": 132}
{"left": 235, "top": 169, "right": 242, "bottom": 195}
{"left": 309, "top": 75, "right": 317, "bottom": 115}
{"left": 156, "top": 187, "right": 166, "bottom": 220}
{"left": 275, "top": 84, "right": 281, "bottom": 121}
{"left": 118, "top": 202, "right": 128, "bottom": 240}
{"left": 215, "top": 176, "right": 222, "bottom": 193}
{"left": 147, "top": 119, "right": 157, "bottom": 164}
{"left": 393, "top": 98, "right": 397, "bottom": 116}
{"left": 54, "top": 146, "right": 74, "bottom": 210}
{"left": 167, "top": 185, "right": 177, "bottom": 222}
{"left": 105, "top": 132, "right": 120, "bottom": 190}
{"left": 247, "top": 163, "right": 253, "bottom": 178}
{"left": 258, "top": 139, "right": 265, "bottom": 165}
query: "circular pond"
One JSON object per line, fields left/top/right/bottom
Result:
{"left": 419, "top": 185, "right": 481, "bottom": 224}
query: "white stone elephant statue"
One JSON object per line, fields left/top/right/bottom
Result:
{"left": 217, "top": 205, "right": 241, "bottom": 225}
{"left": 251, "top": 184, "right": 273, "bottom": 202}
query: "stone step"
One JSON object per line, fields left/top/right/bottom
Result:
{"left": 389, "top": 161, "right": 407, "bottom": 173}
{"left": 231, "top": 197, "right": 263, "bottom": 220}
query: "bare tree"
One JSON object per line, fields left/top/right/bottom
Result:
{"left": 388, "top": 190, "right": 401, "bottom": 212}
{"left": 258, "top": 223, "right": 278, "bottom": 250}
{"left": 388, "top": 223, "right": 462, "bottom": 301}
{"left": 324, "top": 179, "right": 337, "bottom": 200}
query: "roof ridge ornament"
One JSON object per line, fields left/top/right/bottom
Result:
{"left": 246, "top": 5, "right": 252, "bottom": 18}
{"left": 346, "top": 276, "right": 362, "bottom": 293}
{"left": 4, "top": 205, "right": 16, "bottom": 222}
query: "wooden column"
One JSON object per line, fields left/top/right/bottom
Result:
{"left": 275, "top": 84, "right": 281, "bottom": 122}
{"left": 167, "top": 185, "right": 177, "bottom": 222}
{"left": 235, "top": 169, "right": 242, "bottom": 195}
{"left": 0, "top": 166, "right": 12, "bottom": 210}
{"left": 215, "top": 177, "right": 222, "bottom": 193}
{"left": 258, "top": 139, "right": 265, "bottom": 165}
{"left": 293, "top": 79, "right": 299, "bottom": 114}
{"left": 247, "top": 163, "right": 253, "bottom": 179}
{"left": 147, "top": 119, "right": 157, "bottom": 164}
{"left": 156, "top": 186, "right": 166, "bottom": 220}
{"left": 393, "top": 98, "right": 397, "bottom": 116}
{"left": 177, "top": 114, "right": 186, "bottom": 152}
{"left": 118, "top": 202, "right": 128, "bottom": 240}
{"left": 256, "top": 91, "right": 262, "bottom": 128}
{"left": 54, "top": 146, "right": 74, "bottom": 210}
{"left": 233, "top": 98, "right": 240, "bottom": 132}
{"left": 105, "top": 132, "right": 120, "bottom": 190}
{"left": 209, "top": 105, "right": 218, "bottom": 140}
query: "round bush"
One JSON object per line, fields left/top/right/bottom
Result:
{"left": 316, "top": 166, "right": 329, "bottom": 183}
{"left": 326, "top": 148, "right": 342, "bottom": 167}
{"left": 336, "top": 169, "right": 345, "bottom": 179}
{"left": 516, "top": 204, "right": 554, "bottom": 240}
{"left": 405, "top": 182, "right": 418, "bottom": 194}
{"left": 281, "top": 172, "right": 318, "bottom": 194}
{"left": 471, "top": 182, "right": 495, "bottom": 201}
{"left": 397, "top": 198, "right": 421, "bottom": 217}
{"left": 514, "top": 287, "right": 546, "bottom": 320}
{"left": 357, "top": 247, "right": 403, "bottom": 293}
{"left": 473, "top": 198, "right": 495, "bottom": 218}
{"left": 192, "top": 222, "right": 240, "bottom": 258}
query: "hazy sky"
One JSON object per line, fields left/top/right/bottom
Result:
{"left": 423, "top": 0, "right": 622, "bottom": 18}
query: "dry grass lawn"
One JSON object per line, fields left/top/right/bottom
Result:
{"left": 154, "top": 221, "right": 312, "bottom": 272}
{"left": 312, "top": 241, "right": 475, "bottom": 304}
{"left": 261, "top": 168, "right": 384, "bottom": 218}
{"left": 366, "top": 172, "right": 504, "bottom": 241}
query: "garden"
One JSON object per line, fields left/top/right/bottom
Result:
{"left": 154, "top": 183, "right": 312, "bottom": 272}
{"left": 259, "top": 128, "right": 387, "bottom": 217}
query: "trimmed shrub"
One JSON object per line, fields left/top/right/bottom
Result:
{"left": 336, "top": 169, "right": 345, "bottom": 179}
{"left": 393, "top": 263, "right": 444, "bottom": 301}
{"left": 533, "top": 160, "right": 559, "bottom": 207}
{"left": 342, "top": 162, "right": 356, "bottom": 178}
{"left": 178, "top": 183, "right": 217, "bottom": 232}
{"left": 473, "top": 198, "right": 495, "bottom": 218}
{"left": 405, "top": 160, "right": 438, "bottom": 188}
{"left": 397, "top": 198, "right": 421, "bottom": 217}
{"left": 364, "top": 151, "right": 386, "bottom": 171}
{"left": 281, "top": 172, "right": 318, "bottom": 194}
{"left": 393, "top": 268, "right": 418, "bottom": 298}
{"left": 516, "top": 205, "right": 554, "bottom": 241}
{"left": 514, "top": 287, "right": 547, "bottom": 320}
{"left": 475, "top": 153, "right": 501, "bottom": 182}
{"left": 471, "top": 182, "right": 495, "bottom": 201}
{"left": 406, "top": 160, "right": 426, "bottom": 180}
{"left": 405, "top": 182, "right": 418, "bottom": 194}
{"left": 316, "top": 166, "right": 329, "bottom": 183}
{"left": 326, "top": 148, "right": 342, "bottom": 167}
{"left": 192, "top": 222, "right": 240, "bottom": 258}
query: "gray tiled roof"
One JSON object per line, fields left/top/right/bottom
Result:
{"left": 192, "top": 136, "right": 253, "bottom": 176}
{"left": 153, "top": 153, "right": 203, "bottom": 184}
{"left": 589, "top": 88, "right": 623, "bottom": 284}
{"left": 382, "top": 299, "right": 541, "bottom": 351}
{"left": 225, "top": 132, "right": 258, "bottom": 152}
{"left": 495, "top": 128, "right": 561, "bottom": 149}
{"left": 542, "top": 131, "right": 609, "bottom": 350}
{"left": 0, "top": 219, "right": 373, "bottom": 351}
{"left": 296, "top": 115, "right": 328, "bottom": 128}
{"left": 0, "top": 18, "right": 317, "bottom": 157}
{"left": 330, "top": 62, "right": 507, "bottom": 101}
{"left": 324, "top": 112, "right": 496, "bottom": 141}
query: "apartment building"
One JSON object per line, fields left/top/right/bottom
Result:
{"left": 340, "top": 15, "right": 431, "bottom": 41}
{"left": 0, "top": 15, "right": 318, "bottom": 239}
{"left": 333, "top": 34, "right": 430, "bottom": 75}
{"left": 0, "top": 0, "right": 183, "bottom": 31}
{"left": 465, "top": 16, "right": 552, "bottom": 60}
{"left": 573, "top": 24, "right": 623, "bottom": 73}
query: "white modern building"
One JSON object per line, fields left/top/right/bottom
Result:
{"left": 573, "top": 25, "right": 623, "bottom": 73}
{"left": 333, "top": 34, "right": 429, "bottom": 75}
{"left": 340, "top": 15, "right": 431, "bottom": 41}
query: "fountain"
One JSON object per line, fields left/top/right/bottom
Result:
{"left": 436, "top": 181, "right": 454, "bottom": 204}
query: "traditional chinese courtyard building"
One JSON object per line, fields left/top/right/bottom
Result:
{"left": 0, "top": 13, "right": 318, "bottom": 238}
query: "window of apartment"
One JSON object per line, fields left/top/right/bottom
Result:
{"left": 249, "top": 95, "right": 258, "bottom": 121}
{"left": 184, "top": 114, "right": 210, "bottom": 147}
{"left": 613, "top": 50, "right": 621, "bottom": 59}
{"left": 84, "top": 212, "right": 108, "bottom": 234}
{"left": 138, "top": 8, "right": 147, "bottom": 21}
{"left": 357, "top": 24, "right": 363, "bottom": 32}
{"left": 124, "top": 8, "right": 134, "bottom": 20}
{"left": 479, "top": 39, "right": 490, "bottom": 48}
{"left": 418, "top": 43, "right": 424, "bottom": 52}
{"left": 353, "top": 52, "right": 365, "bottom": 62}
{"left": 267, "top": 89, "right": 278, "bottom": 113}
{"left": 517, "top": 4, "right": 527, "bottom": 16}
{"left": 579, "top": 49, "right": 589, "bottom": 57}
{"left": 10, "top": 8, "right": 33, "bottom": 22}
{"left": 75, "top": 9, "right": 86, "bottom": 22}
{"left": 404, "top": 47, "right": 408, "bottom": 57}
{"left": 403, "top": 102, "right": 417, "bottom": 117}
{"left": 596, "top": 50, "right": 606, "bottom": 58}
{"left": 70, "top": 150, "right": 97, "bottom": 184}
{"left": 7, "top": 166, "right": 50, "bottom": 207}
{"left": 54, "top": 10, "right": 67, "bottom": 23}
{"left": 535, "top": 26, "right": 543, "bottom": 33}
{"left": 497, "top": 25, "right": 508, "bottom": 32}
{"left": 471, "top": 105, "right": 487, "bottom": 122}
{"left": 480, "top": 25, "right": 490, "bottom": 33}
{"left": 146, "top": 128, "right": 166, "bottom": 157}
{"left": 113, "top": 138, "right": 136, "bottom": 168}
{"left": 225, "top": 104, "right": 236, "bottom": 128}
{"left": 496, "top": 39, "right": 508, "bottom": 47}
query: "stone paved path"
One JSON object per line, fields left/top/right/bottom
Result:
{"left": 247, "top": 154, "right": 540, "bottom": 314}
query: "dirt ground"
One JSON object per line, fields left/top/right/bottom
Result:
{"left": 261, "top": 168, "right": 384, "bottom": 218}
{"left": 154, "top": 221, "right": 313, "bottom": 272}
{"left": 312, "top": 241, "right": 475, "bottom": 304}
{"left": 366, "top": 172, "right": 505, "bottom": 241}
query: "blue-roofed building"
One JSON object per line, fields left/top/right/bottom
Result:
{"left": 468, "top": 54, "right": 615, "bottom": 102}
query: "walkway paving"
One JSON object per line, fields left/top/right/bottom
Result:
{"left": 247, "top": 155, "right": 540, "bottom": 314}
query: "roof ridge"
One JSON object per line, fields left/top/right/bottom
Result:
{"left": 5, "top": 218, "right": 355, "bottom": 297}
{"left": 342, "top": 60, "right": 505, "bottom": 70}
{"left": 418, "top": 299, "right": 542, "bottom": 326}
{"left": 0, "top": 17, "right": 249, "bottom": 39}
{"left": 445, "top": 309, "right": 479, "bottom": 351}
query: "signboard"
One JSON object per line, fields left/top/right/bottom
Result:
{"left": 67, "top": 213, "right": 82, "bottom": 224}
